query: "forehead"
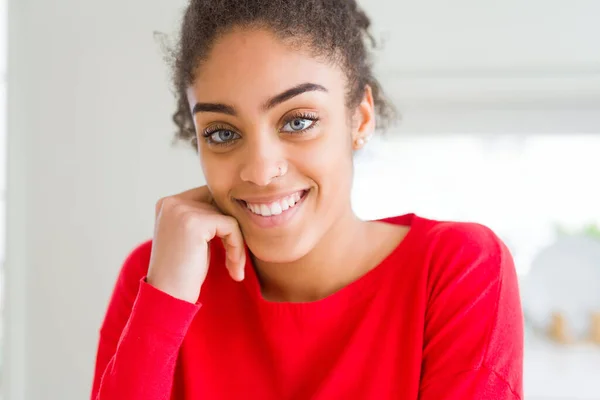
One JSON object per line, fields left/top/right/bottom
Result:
{"left": 188, "top": 28, "right": 346, "bottom": 107}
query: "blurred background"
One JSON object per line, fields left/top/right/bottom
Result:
{"left": 2, "top": 0, "right": 600, "bottom": 399}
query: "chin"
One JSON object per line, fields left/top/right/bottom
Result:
{"left": 245, "top": 235, "right": 315, "bottom": 264}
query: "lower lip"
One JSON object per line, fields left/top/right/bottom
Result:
{"left": 238, "top": 191, "right": 308, "bottom": 229}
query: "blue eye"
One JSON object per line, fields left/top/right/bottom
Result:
{"left": 207, "top": 129, "right": 240, "bottom": 144}
{"left": 282, "top": 118, "right": 314, "bottom": 132}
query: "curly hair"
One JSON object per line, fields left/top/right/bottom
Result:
{"left": 171, "top": 0, "right": 396, "bottom": 148}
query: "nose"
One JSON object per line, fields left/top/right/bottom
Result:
{"left": 239, "top": 135, "right": 287, "bottom": 186}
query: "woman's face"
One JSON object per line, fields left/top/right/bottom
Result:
{"left": 187, "top": 28, "right": 374, "bottom": 263}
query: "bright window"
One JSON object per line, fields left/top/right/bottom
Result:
{"left": 352, "top": 133, "right": 600, "bottom": 277}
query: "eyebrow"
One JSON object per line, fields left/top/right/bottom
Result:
{"left": 192, "top": 102, "right": 236, "bottom": 116}
{"left": 192, "top": 82, "right": 328, "bottom": 116}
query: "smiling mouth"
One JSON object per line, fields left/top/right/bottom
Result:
{"left": 237, "top": 190, "right": 308, "bottom": 217}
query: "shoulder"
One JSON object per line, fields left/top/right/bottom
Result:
{"left": 386, "top": 214, "right": 510, "bottom": 267}
{"left": 429, "top": 221, "right": 511, "bottom": 266}
{"left": 415, "top": 216, "right": 510, "bottom": 272}
{"left": 116, "top": 239, "right": 153, "bottom": 288}
{"left": 98, "top": 240, "right": 154, "bottom": 336}
{"left": 423, "top": 217, "right": 504, "bottom": 256}
{"left": 396, "top": 215, "right": 515, "bottom": 298}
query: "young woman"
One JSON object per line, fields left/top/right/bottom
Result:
{"left": 91, "top": 1, "right": 523, "bottom": 399}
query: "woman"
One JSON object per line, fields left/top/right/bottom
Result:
{"left": 92, "top": 0, "right": 523, "bottom": 399}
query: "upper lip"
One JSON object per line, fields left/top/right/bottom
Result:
{"left": 236, "top": 189, "right": 308, "bottom": 204}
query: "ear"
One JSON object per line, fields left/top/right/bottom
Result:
{"left": 351, "top": 85, "right": 376, "bottom": 150}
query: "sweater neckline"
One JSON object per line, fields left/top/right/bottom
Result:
{"left": 241, "top": 213, "right": 423, "bottom": 315}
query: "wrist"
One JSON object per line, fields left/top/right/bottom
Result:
{"left": 145, "top": 275, "right": 200, "bottom": 304}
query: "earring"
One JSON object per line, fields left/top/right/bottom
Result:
{"left": 276, "top": 164, "right": 287, "bottom": 178}
{"left": 355, "top": 137, "right": 365, "bottom": 149}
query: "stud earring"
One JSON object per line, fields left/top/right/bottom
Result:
{"left": 355, "top": 137, "right": 365, "bottom": 148}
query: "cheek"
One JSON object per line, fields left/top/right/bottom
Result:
{"left": 294, "top": 130, "right": 353, "bottom": 193}
{"left": 199, "top": 152, "right": 237, "bottom": 200}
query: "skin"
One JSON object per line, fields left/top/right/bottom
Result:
{"left": 148, "top": 27, "right": 408, "bottom": 304}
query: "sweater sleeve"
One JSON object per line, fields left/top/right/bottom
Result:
{"left": 418, "top": 222, "right": 524, "bottom": 400}
{"left": 91, "top": 241, "right": 201, "bottom": 400}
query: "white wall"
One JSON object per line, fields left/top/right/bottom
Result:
{"left": 6, "top": 1, "right": 198, "bottom": 399}
{"left": 364, "top": 0, "right": 600, "bottom": 73}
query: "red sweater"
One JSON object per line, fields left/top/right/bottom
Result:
{"left": 92, "top": 214, "right": 523, "bottom": 400}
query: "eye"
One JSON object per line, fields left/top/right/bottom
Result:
{"left": 281, "top": 118, "right": 315, "bottom": 132}
{"left": 205, "top": 129, "right": 241, "bottom": 144}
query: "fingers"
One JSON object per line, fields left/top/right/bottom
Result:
{"left": 210, "top": 214, "right": 246, "bottom": 281}
{"left": 155, "top": 186, "right": 214, "bottom": 219}
{"left": 154, "top": 186, "right": 245, "bottom": 282}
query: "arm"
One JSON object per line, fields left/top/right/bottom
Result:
{"left": 92, "top": 186, "right": 245, "bottom": 400}
{"left": 91, "top": 241, "right": 201, "bottom": 400}
{"left": 419, "top": 223, "right": 523, "bottom": 400}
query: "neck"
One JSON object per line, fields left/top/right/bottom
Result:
{"left": 252, "top": 208, "right": 372, "bottom": 303}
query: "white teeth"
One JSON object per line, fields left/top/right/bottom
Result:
{"left": 270, "top": 203, "right": 282, "bottom": 215}
{"left": 260, "top": 204, "right": 271, "bottom": 217}
{"left": 245, "top": 191, "right": 305, "bottom": 217}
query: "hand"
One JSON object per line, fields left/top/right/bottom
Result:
{"left": 146, "top": 186, "right": 245, "bottom": 303}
